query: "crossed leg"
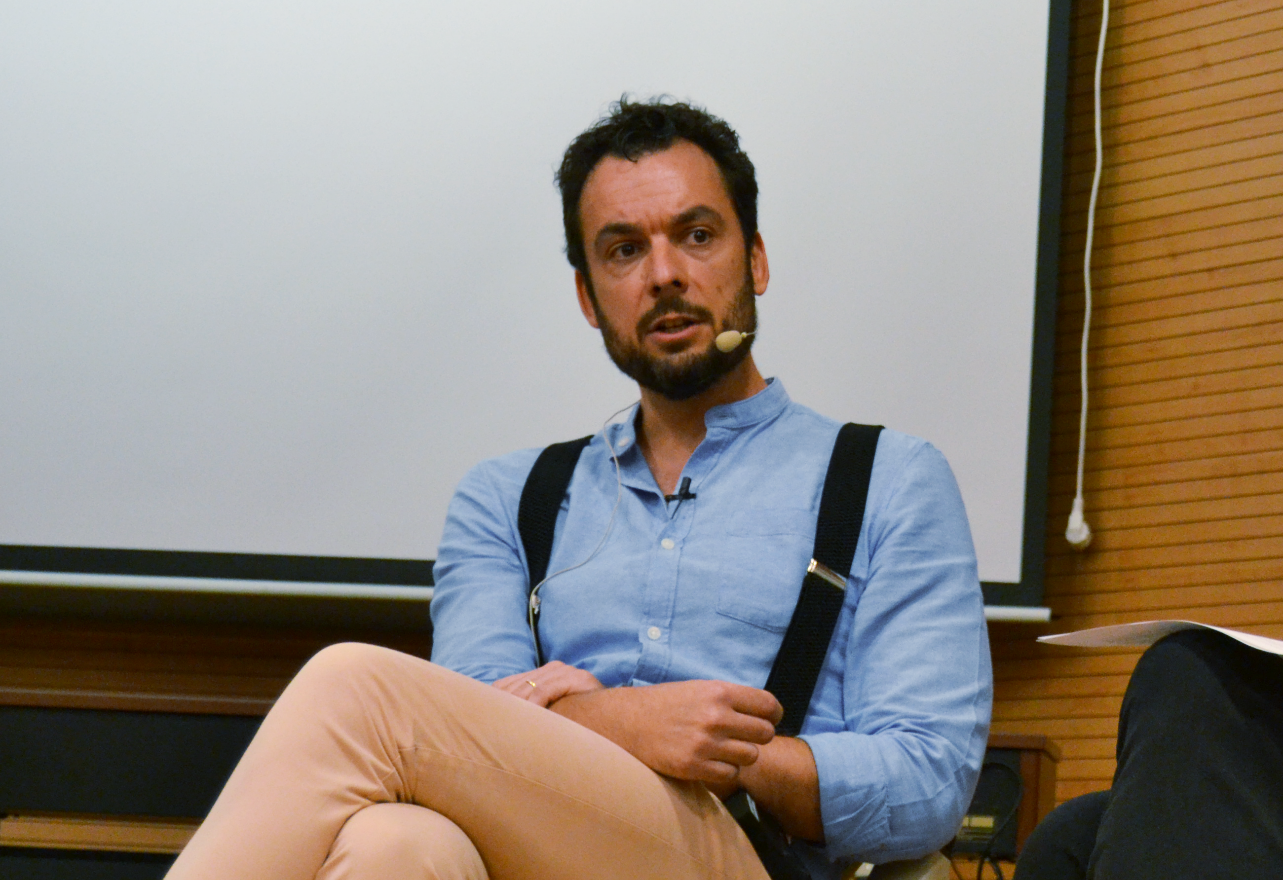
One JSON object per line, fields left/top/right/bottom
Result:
{"left": 1089, "top": 628, "right": 1283, "bottom": 878}
{"left": 317, "top": 803, "right": 488, "bottom": 880}
{"left": 1014, "top": 629, "right": 1283, "bottom": 880}
{"left": 165, "top": 643, "right": 768, "bottom": 880}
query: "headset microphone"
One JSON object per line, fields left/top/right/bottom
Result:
{"left": 714, "top": 330, "right": 754, "bottom": 353}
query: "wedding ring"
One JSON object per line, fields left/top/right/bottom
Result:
{"left": 526, "top": 679, "right": 538, "bottom": 689}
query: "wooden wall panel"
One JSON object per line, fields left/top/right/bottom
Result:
{"left": 0, "top": 616, "right": 431, "bottom": 715}
{"left": 990, "top": 0, "right": 1283, "bottom": 803}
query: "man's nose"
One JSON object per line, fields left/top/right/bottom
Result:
{"left": 646, "top": 237, "right": 686, "bottom": 293}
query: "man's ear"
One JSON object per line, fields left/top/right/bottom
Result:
{"left": 575, "top": 270, "right": 601, "bottom": 328}
{"left": 750, "top": 232, "right": 770, "bottom": 296}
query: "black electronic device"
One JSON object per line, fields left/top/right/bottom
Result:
{"left": 954, "top": 748, "right": 1026, "bottom": 862}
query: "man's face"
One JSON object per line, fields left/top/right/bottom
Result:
{"left": 574, "top": 140, "right": 768, "bottom": 401}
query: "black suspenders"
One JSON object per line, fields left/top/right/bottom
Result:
{"left": 516, "top": 423, "right": 883, "bottom": 731}
{"left": 768, "top": 422, "right": 882, "bottom": 734}
{"left": 517, "top": 435, "right": 593, "bottom": 592}
{"left": 516, "top": 435, "right": 592, "bottom": 666}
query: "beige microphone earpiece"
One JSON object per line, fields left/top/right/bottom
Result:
{"left": 715, "top": 330, "right": 754, "bottom": 353}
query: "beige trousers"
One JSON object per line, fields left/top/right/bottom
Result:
{"left": 165, "top": 643, "right": 770, "bottom": 880}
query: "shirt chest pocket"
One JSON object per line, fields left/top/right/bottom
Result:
{"left": 715, "top": 508, "right": 815, "bottom": 632}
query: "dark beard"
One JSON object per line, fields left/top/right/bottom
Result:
{"left": 590, "top": 271, "right": 758, "bottom": 401}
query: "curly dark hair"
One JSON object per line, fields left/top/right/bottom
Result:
{"left": 555, "top": 97, "right": 758, "bottom": 279}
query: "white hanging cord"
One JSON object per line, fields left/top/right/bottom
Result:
{"left": 1067, "top": 0, "right": 1110, "bottom": 551}
{"left": 527, "top": 400, "right": 636, "bottom": 631}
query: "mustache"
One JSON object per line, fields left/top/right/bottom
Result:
{"left": 636, "top": 297, "right": 715, "bottom": 339}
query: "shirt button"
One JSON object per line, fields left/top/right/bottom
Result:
{"left": 661, "top": 538, "right": 675, "bottom": 550}
{"left": 616, "top": 437, "right": 629, "bottom": 449}
{"left": 647, "top": 626, "right": 662, "bottom": 640}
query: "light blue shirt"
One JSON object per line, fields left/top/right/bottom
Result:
{"left": 431, "top": 379, "right": 991, "bottom": 872}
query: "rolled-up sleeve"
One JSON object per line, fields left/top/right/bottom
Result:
{"left": 429, "top": 451, "right": 542, "bottom": 682}
{"left": 800, "top": 441, "right": 992, "bottom": 866}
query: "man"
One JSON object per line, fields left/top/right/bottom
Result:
{"left": 165, "top": 99, "right": 990, "bottom": 880}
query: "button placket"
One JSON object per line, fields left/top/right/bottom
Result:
{"left": 636, "top": 430, "right": 725, "bottom": 683}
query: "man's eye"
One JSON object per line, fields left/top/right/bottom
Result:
{"left": 690, "top": 229, "right": 711, "bottom": 244}
{"left": 612, "top": 243, "right": 638, "bottom": 259}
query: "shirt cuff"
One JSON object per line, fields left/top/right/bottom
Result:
{"left": 800, "top": 730, "right": 890, "bottom": 860}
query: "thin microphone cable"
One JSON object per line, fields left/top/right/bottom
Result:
{"left": 1067, "top": 0, "right": 1110, "bottom": 551}
{"left": 527, "top": 400, "right": 636, "bottom": 637}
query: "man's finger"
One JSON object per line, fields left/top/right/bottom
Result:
{"left": 493, "top": 672, "right": 548, "bottom": 703}
{"left": 706, "top": 738, "right": 760, "bottom": 768}
{"left": 721, "top": 713, "right": 777, "bottom": 746}
{"left": 728, "top": 685, "right": 785, "bottom": 725}
{"left": 492, "top": 672, "right": 531, "bottom": 692}
{"left": 494, "top": 663, "right": 602, "bottom": 710}
{"left": 696, "top": 758, "right": 746, "bottom": 788}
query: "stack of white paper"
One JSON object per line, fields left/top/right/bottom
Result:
{"left": 1038, "top": 620, "right": 1283, "bottom": 657}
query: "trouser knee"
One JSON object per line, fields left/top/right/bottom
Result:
{"left": 287, "top": 642, "right": 415, "bottom": 711}
{"left": 322, "top": 803, "right": 487, "bottom": 880}
{"left": 1121, "top": 630, "right": 1234, "bottom": 725}
{"left": 1124, "top": 629, "right": 1282, "bottom": 725}
{"left": 1129, "top": 629, "right": 1215, "bottom": 690}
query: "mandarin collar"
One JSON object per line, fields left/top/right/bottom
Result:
{"left": 605, "top": 403, "right": 642, "bottom": 457}
{"left": 605, "top": 378, "right": 789, "bottom": 455}
{"left": 704, "top": 377, "right": 789, "bottom": 430}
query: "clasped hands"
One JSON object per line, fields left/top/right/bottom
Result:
{"left": 494, "top": 661, "right": 783, "bottom": 798}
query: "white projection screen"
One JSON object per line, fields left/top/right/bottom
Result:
{"left": 0, "top": 1, "right": 1070, "bottom": 609}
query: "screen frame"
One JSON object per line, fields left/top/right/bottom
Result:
{"left": 1, "top": 0, "right": 1072, "bottom": 618}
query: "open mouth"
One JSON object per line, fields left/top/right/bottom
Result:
{"left": 647, "top": 313, "right": 703, "bottom": 338}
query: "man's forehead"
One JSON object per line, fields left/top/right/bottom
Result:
{"left": 579, "top": 140, "right": 734, "bottom": 229}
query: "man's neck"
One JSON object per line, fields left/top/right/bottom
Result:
{"left": 635, "top": 357, "right": 767, "bottom": 496}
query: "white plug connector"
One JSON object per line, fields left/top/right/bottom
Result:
{"left": 1065, "top": 496, "right": 1092, "bottom": 550}
{"left": 1065, "top": 1, "right": 1110, "bottom": 556}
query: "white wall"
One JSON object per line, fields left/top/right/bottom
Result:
{"left": 0, "top": 1, "right": 1052, "bottom": 583}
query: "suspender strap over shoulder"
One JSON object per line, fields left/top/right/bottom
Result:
{"left": 517, "top": 435, "right": 592, "bottom": 663}
{"left": 518, "top": 435, "right": 592, "bottom": 589}
{"left": 515, "top": 423, "right": 882, "bottom": 735}
{"left": 764, "top": 422, "right": 883, "bottom": 736}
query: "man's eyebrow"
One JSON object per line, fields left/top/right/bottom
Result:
{"left": 593, "top": 222, "right": 641, "bottom": 250}
{"left": 674, "top": 205, "right": 722, "bottom": 226}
